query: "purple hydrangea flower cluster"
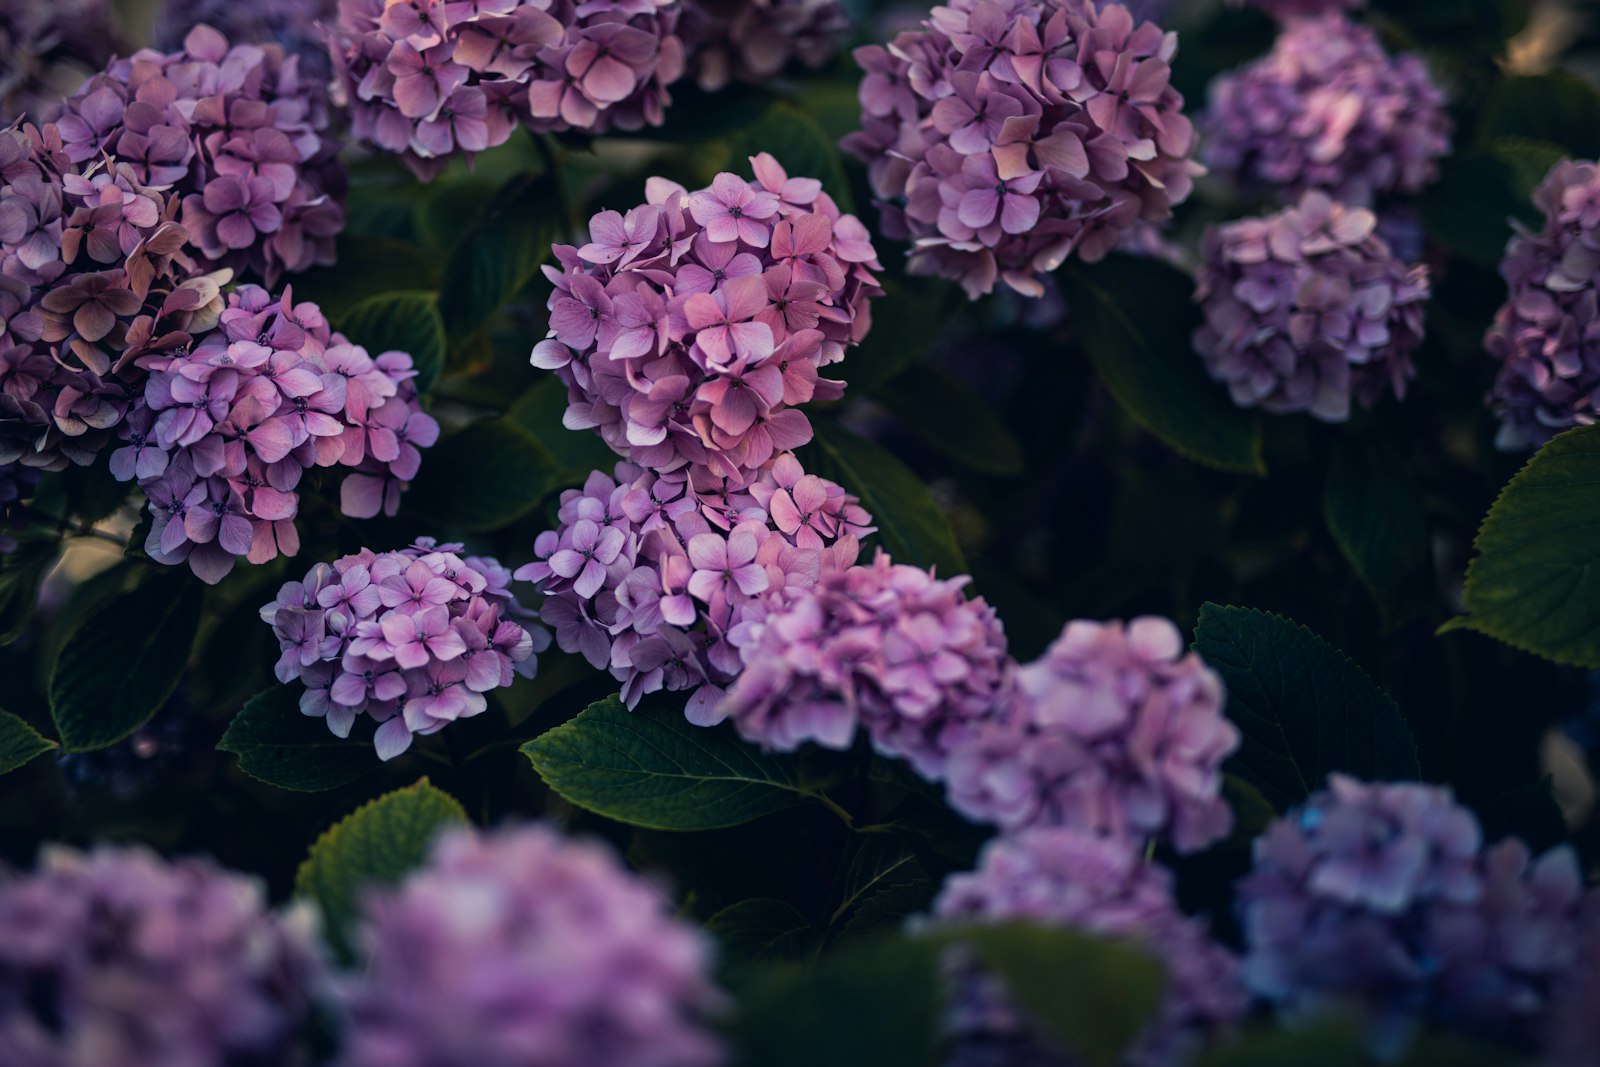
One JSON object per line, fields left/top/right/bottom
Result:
{"left": 1201, "top": 14, "right": 1449, "bottom": 207}
{"left": 532, "top": 154, "right": 882, "bottom": 482}
{"left": 53, "top": 24, "right": 345, "bottom": 285}
{"left": 682, "top": 0, "right": 848, "bottom": 92}
{"left": 1546, "top": 898, "right": 1600, "bottom": 1066}
{"left": 328, "top": 0, "right": 687, "bottom": 179}
{"left": 943, "top": 615, "right": 1238, "bottom": 854}
{"left": 1240, "top": 775, "right": 1587, "bottom": 1051}
{"left": 715, "top": 548, "right": 1010, "bottom": 776}
{"left": 515, "top": 455, "right": 872, "bottom": 720}
{"left": 154, "top": 0, "right": 337, "bottom": 84}
{"left": 841, "top": 0, "right": 1201, "bottom": 299}
{"left": 933, "top": 828, "right": 1247, "bottom": 1067}
{"left": 118, "top": 284, "right": 439, "bottom": 584}
{"left": 1193, "top": 191, "right": 1429, "bottom": 422}
{"left": 0, "top": 0, "right": 120, "bottom": 123}
{"left": 263, "top": 539, "right": 545, "bottom": 760}
{"left": 0, "top": 461, "right": 39, "bottom": 553}
{"left": 0, "top": 844, "right": 323, "bottom": 1067}
{"left": 1229, "top": 0, "right": 1366, "bottom": 20}
{"left": 1484, "top": 159, "right": 1600, "bottom": 448}
{"left": 338, "top": 824, "right": 725, "bottom": 1067}
{"left": 1, "top": 122, "right": 230, "bottom": 473}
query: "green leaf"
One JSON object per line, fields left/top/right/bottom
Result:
{"left": 0, "top": 709, "right": 55, "bottom": 775}
{"left": 842, "top": 278, "right": 953, "bottom": 393}
{"left": 1479, "top": 74, "right": 1600, "bottom": 159}
{"left": 218, "top": 687, "right": 381, "bottom": 792}
{"left": 295, "top": 779, "right": 467, "bottom": 957}
{"left": 878, "top": 368, "right": 1025, "bottom": 476}
{"left": 406, "top": 417, "right": 563, "bottom": 532}
{"left": 49, "top": 569, "right": 203, "bottom": 752}
{"left": 1322, "top": 440, "right": 1433, "bottom": 628}
{"left": 291, "top": 234, "right": 440, "bottom": 321}
{"left": 1192, "top": 603, "right": 1420, "bottom": 811}
{"left": 521, "top": 695, "right": 813, "bottom": 831}
{"left": 336, "top": 290, "right": 447, "bottom": 395}
{"left": 0, "top": 536, "right": 57, "bottom": 645}
{"left": 707, "top": 898, "right": 822, "bottom": 964}
{"left": 507, "top": 375, "right": 620, "bottom": 476}
{"left": 807, "top": 415, "right": 966, "bottom": 577}
{"left": 438, "top": 170, "right": 558, "bottom": 343}
{"left": 1420, "top": 150, "right": 1540, "bottom": 267}
{"left": 829, "top": 836, "right": 934, "bottom": 936}
{"left": 715, "top": 101, "right": 853, "bottom": 214}
{"left": 1062, "top": 256, "right": 1265, "bottom": 475}
{"left": 1442, "top": 426, "right": 1600, "bottom": 667}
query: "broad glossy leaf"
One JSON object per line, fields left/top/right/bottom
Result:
{"left": 406, "top": 418, "right": 563, "bottom": 532}
{"left": 507, "top": 376, "right": 620, "bottom": 476}
{"left": 219, "top": 687, "right": 381, "bottom": 792}
{"left": 1322, "top": 440, "right": 1432, "bottom": 628}
{"left": 49, "top": 569, "right": 203, "bottom": 752}
{"left": 707, "top": 898, "right": 821, "bottom": 964}
{"left": 0, "top": 709, "right": 55, "bottom": 775}
{"left": 521, "top": 695, "right": 812, "bottom": 831}
{"left": 829, "top": 835, "right": 935, "bottom": 937}
{"left": 843, "top": 277, "right": 953, "bottom": 393}
{"left": 1479, "top": 74, "right": 1600, "bottom": 158}
{"left": 291, "top": 234, "right": 440, "bottom": 321}
{"left": 1421, "top": 150, "right": 1542, "bottom": 266}
{"left": 1192, "top": 604, "right": 1420, "bottom": 811}
{"left": 0, "top": 536, "right": 57, "bottom": 645}
{"left": 337, "top": 290, "right": 447, "bottom": 394}
{"left": 438, "top": 171, "right": 558, "bottom": 343}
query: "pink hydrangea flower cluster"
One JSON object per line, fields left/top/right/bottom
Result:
{"left": 263, "top": 539, "right": 546, "bottom": 760}
{"left": 532, "top": 154, "right": 882, "bottom": 482}
{"left": 52, "top": 24, "right": 345, "bottom": 285}
{"left": 682, "top": 0, "right": 848, "bottom": 92}
{"left": 117, "top": 284, "right": 439, "bottom": 584}
{"left": 1484, "top": 159, "right": 1600, "bottom": 448}
{"left": 716, "top": 549, "right": 1010, "bottom": 777}
{"left": 933, "top": 828, "right": 1247, "bottom": 1067}
{"left": 0, "top": 0, "right": 121, "bottom": 123}
{"left": 0, "top": 844, "right": 324, "bottom": 1067}
{"left": 841, "top": 0, "right": 1201, "bottom": 299}
{"left": 515, "top": 455, "right": 872, "bottom": 719}
{"left": 943, "top": 615, "right": 1238, "bottom": 854}
{"left": 338, "top": 824, "right": 725, "bottom": 1067}
{"left": 1240, "top": 775, "right": 1588, "bottom": 1051}
{"left": 1193, "top": 191, "right": 1429, "bottom": 423}
{"left": 1202, "top": 14, "right": 1450, "bottom": 207}
{"left": 1, "top": 122, "right": 230, "bottom": 473}
{"left": 328, "top": 0, "right": 687, "bottom": 179}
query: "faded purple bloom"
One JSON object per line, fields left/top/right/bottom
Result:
{"left": 0, "top": 0, "right": 122, "bottom": 123}
{"left": 932, "top": 828, "right": 1247, "bottom": 1067}
{"left": 944, "top": 615, "right": 1238, "bottom": 854}
{"left": 1194, "top": 191, "right": 1429, "bottom": 422}
{"left": 681, "top": 0, "right": 848, "bottom": 92}
{"left": 1202, "top": 13, "right": 1449, "bottom": 206}
{"left": 0, "top": 844, "right": 323, "bottom": 1067}
{"left": 337, "top": 824, "right": 725, "bottom": 1067}
{"left": 153, "top": 0, "right": 337, "bottom": 82}
{"left": 842, "top": 0, "right": 1201, "bottom": 299}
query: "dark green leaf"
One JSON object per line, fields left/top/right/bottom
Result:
{"left": 842, "top": 278, "right": 953, "bottom": 393}
{"left": 1221, "top": 773, "right": 1277, "bottom": 850}
{"left": 829, "top": 835, "right": 934, "bottom": 935}
{"left": 507, "top": 375, "right": 620, "bottom": 475}
{"left": 807, "top": 416, "right": 966, "bottom": 577}
{"left": 1479, "top": 74, "right": 1600, "bottom": 159}
{"left": 295, "top": 779, "right": 467, "bottom": 958}
{"left": 218, "top": 687, "right": 381, "bottom": 792}
{"left": 707, "top": 898, "right": 822, "bottom": 964}
{"left": 1192, "top": 604, "right": 1420, "bottom": 811}
{"left": 49, "top": 569, "right": 203, "bottom": 752}
{"left": 1420, "top": 150, "right": 1537, "bottom": 267}
{"left": 0, "top": 536, "right": 57, "bottom": 645}
{"left": 1322, "top": 439, "right": 1433, "bottom": 628}
{"left": 406, "top": 418, "right": 563, "bottom": 532}
{"left": 438, "top": 171, "right": 558, "bottom": 343}
{"left": 715, "top": 101, "right": 853, "bottom": 214}
{"left": 0, "top": 709, "right": 55, "bottom": 775}
{"left": 879, "top": 369, "right": 1025, "bottom": 476}
{"left": 291, "top": 234, "right": 440, "bottom": 321}
{"left": 1062, "top": 256, "right": 1265, "bottom": 475}
{"left": 521, "top": 695, "right": 813, "bottom": 831}
{"left": 336, "top": 290, "right": 447, "bottom": 395}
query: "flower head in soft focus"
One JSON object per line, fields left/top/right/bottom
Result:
{"left": 1202, "top": 13, "right": 1449, "bottom": 206}
{"left": 1193, "top": 191, "right": 1429, "bottom": 422}
{"left": 932, "top": 828, "right": 1247, "bottom": 1067}
{"left": 1484, "top": 159, "right": 1600, "bottom": 448}
{"left": 1240, "top": 775, "right": 1587, "bottom": 1053}
{"left": 328, "top": 0, "right": 686, "bottom": 178}
{"left": 50, "top": 25, "right": 345, "bottom": 286}
{"left": 515, "top": 455, "right": 872, "bottom": 722}
{"left": 842, "top": 0, "right": 1201, "bottom": 299}
{"left": 154, "top": 0, "right": 337, "bottom": 83}
{"left": 682, "top": 0, "right": 848, "bottom": 92}
{"left": 0, "top": 844, "right": 323, "bottom": 1067}
{"left": 338, "top": 823, "right": 725, "bottom": 1067}
{"left": 532, "top": 154, "right": 881, "bottom": 481}
{"left": 717, "top": 548, "right": 1010, "bottom": 776}
{"left": 263, "top": 540, "right": 546, "bottom": 759}
{"left": 0, "top": 0, "right": 121, "bottom": 123}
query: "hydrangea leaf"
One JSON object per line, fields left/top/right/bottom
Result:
{"left": 292, "top": 233, "right": 441, "bottom": 321}
{"left": 0, "top": 709, "right": 55, "bottom": 775}
{"left": 806, "top": 415, "right": 967, "bottom": 577}
{"left": 1322, "top": 440, "right": 1433, "bottom": 630}
{"left": 1192, "top": 604, "right": 1420, "bottom": 812}
{"left": 295, "top": 778, "right": 467, "bottom": 959}
{"left": 1062, "top": 255, "right": 1266, "bottom": 476}
{"left": 843, "top": 277, "right": 954, "bottom": 393}
{"left": 405, "top": 417, "right": 563, "bottom": 532}
{"left": 49, "top": 569, "right": 203, "bottom": 752}
{"left": 706, "top": 898, "right": 822, "bottom": 965}
{"left": 506, "top": 376, "right": 622, "bottom": 477}
{"left": 1442, "top": 426, "right": 1600, "bottom": 667}
{"left": 219, "top": 687, "right": 381, "bottom": 792}
{"left": 1421, "top": 145, "right": 1559, "bottom": 266}
{"left": 0, "top": 536, "right": 58, "bottom": 646}
{"left": 878, "top": 368, "right": 1026, "bottom": 476}
{"left": 521, "top": 695, "right": 813, "bottom": 831}
{"left": 829, "top": 836, "right": 936, "bottom": 944}
{"left": 336, "top": 290, "right": 446, "bottom": 395}
{"left": 1478, "top": 73, "right": 1600, "bottom": 159}
{"left": 438, "top": 170, "right": 559, "bottom": 344}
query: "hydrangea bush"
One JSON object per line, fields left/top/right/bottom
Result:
{"left": 2, "top": 2, "right": 1598, "bottom": 1066}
